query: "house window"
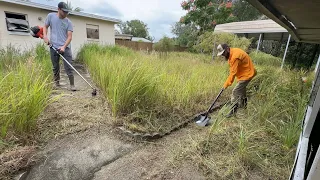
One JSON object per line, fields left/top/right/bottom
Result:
{"left": 5, "top": 12, "right": 29, "bottom": 33}
{"left": 86, "top": 24, "right": 99, "bottom": 40}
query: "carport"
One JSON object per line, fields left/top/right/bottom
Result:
{"left": 246, "top": 1, "right": 320, "bottom": 180}
{"left": 214, "top": 19, "right": 293, "bottom": 68}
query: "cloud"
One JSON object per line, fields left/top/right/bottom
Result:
{"left": 106, "top": 0, "right": 185, "bottom": 40}
{"left": 33, "top": 0, "right": 186, "bottom": 41}
{"left": 85, "top": 4, "right": 122, "bottom": 18}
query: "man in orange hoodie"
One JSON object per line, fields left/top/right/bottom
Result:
{"left": 217, "top": 44, "right": 257, "bottom": 117}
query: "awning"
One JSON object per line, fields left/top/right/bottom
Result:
{"left": 214, "top": 19, "right": 291, "bottom": 41}
{"left": 246, "top": 0, "right": 320, "bottom": 44}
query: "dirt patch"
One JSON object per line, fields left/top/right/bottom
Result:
{"left": 93, "top": 125, "right": 207, "bottom": 180}
{"left": 35, "top": 65, "right": 113, "bottom": 143}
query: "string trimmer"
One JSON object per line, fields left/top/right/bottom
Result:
{"left": 30, "top": 25, "right": 97, "bottom": 96}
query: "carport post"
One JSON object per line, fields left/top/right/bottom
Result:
{"left": 256, "top": 33, "right": 262, "bottom": 51}
{"left": 315, "top": 54, "right": 320, "bottom": 73}
{"left": 281, "top": 34, "right": 291, "bottom": 69}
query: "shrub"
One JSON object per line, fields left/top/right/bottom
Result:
{"left": 153, "top": 36, "right": 175, "bottom": 52}
{"left": 193, "top": 32, "right": 252, "bottom": 54}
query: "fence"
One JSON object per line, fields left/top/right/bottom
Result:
{"left": 115, "top": 40, "right": 189, "bottom": 52}
{"left": 174, "top": 45, "right": 188, "bottom": 52}
{"left": 115, "top": 40, "right": 153, "bottom": 51}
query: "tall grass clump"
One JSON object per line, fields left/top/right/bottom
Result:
{"left": 0, "top": 44, "right": 53, "bottom": 139}
{"left": 0, "top": 45, "right": 31, "bottom": 71}
{"left": 247, "top": 66, "right": 310, "bottom": 148}
{"left": 78, "top": 44, "right": 157, "bottom": 116}
{"left": 250, "top": 50, "right": 282, "bottom": 67}
{"left": 78, "top": 43, "right": 230, "bottom": 132}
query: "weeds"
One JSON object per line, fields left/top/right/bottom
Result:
{"left": 0, "top": 44, "right": 53, "bottom": 139}
{"left": 77, "top": 44, "right": 232, "bottom": 133}
{"left": 77, "top": 43, "right": 312, "bottom": 179}
{"left": 167, "top": 56, "right": 312, "bottom": 179}
{"left": 250, "top": 50, "right": 282, "bottom": 67}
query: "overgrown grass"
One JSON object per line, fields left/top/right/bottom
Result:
{"left": 0, "top": 44, "right": 53, "bottom": 140}
{"left": 78, "top": 43, "right": 313, "bottom": 179}
{"left": 77, "top": 43, "right": 232, "bottom": 133}
{"left": 250, "top": 50, "right": 282, "bottom": 67}
{"left": 169, "top": 65, "right": 313, "bottom": 179}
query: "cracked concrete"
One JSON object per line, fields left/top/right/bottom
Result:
{"left": 25, "top": 133, "right": 133, "bottom": 180}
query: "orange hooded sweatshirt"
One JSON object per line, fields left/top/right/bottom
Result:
{"left": 223, "top": 48, "right": 256, "bottom": 89}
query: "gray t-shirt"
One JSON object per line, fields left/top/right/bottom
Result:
{"left": 45, "top": 12, "right": 73, "bottom": 49}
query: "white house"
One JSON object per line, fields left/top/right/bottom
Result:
{"left": 0, "top": 0, "right": 120, "bottom": 57}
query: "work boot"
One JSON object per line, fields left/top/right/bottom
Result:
{"left": 226, "top": 103, "right": 238, "bottom": 118}
{"left": 68, "top": 75, "right": 76, "bottom": 91}
{"left": 53, "top": 80, "right": 60, "bottom": 89}
{"left": 240, "top": 97, "right": 248, "bottom": 109}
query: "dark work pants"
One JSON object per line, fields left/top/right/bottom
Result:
{"left": 50, "top": 47, "right": 73, "bottom": 82}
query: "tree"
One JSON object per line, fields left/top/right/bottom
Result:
{"left": 153, "top": 36, "right": 175, "bottom": 57}
{"left": 171, "top": 22, "right": 198, "bottom": 47}
{"left": 180, "top": 0, "right": 237, "bottom": 33}
{"left": 118, "top": 20, "right": 154, "bottom": 41}
{"left": 193, "top": 31, "right": 251, "bottom": 54}
{"left": 65, "top": 0, "right": 83, "bottom": 12}
{"left": 232, "top": 0, "right": 263, "bottom": 21}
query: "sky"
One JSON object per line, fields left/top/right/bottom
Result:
{"left": 33, "top": 0, "right": 186, "bottom": 41}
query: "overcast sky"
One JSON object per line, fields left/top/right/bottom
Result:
{"left": 33, "top": 0, "right": 186, "bottom": 41}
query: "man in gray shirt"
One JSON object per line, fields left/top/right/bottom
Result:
{"left": 43, "top": 2, "right": 76, "bottom": 91}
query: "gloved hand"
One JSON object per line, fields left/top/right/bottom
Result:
{"left": 223, "top": 82, "right": 230, "bottom": 89}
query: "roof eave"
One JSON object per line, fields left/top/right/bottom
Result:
{"left": 246, "top": 0, "right": 300, "bottom": 42}
{"left": 0, "top": 0, "right": 121, "bottom": 23}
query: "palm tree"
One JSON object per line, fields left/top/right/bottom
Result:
{"left": 20, "top": 0, "right": 84, "bottom": 12}
{"left": 66, "top": 0, "right": 83, "bottom": 12}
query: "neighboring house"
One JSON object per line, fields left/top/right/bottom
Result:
{"left": 131, "top": 37, "right": 152, "bottom": 43}
{"left": 115, "top": 34, "right": 133, "bottom": 41}
{"left": 0, "top": 0, "right": 120, "bottom": 57}
{"left": 115, "top": 34, "right": 152, "bottom": 43}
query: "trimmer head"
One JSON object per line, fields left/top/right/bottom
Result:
{"left": 92, "top": 89, "right": 97, "bottom": 96}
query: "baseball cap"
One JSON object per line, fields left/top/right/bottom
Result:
{"left": 217, "top": 44, "right": 229, "bottom": 56}
{"left": 58, "top": 2, "right": 71, "bottom": 13}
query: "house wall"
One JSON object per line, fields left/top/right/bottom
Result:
{"left": 0, "top": 1, "right": 116, "bottom": 58}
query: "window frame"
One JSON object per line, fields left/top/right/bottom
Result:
{"left": 86, "top": 24, "right": 100, "bottom": 41}
{"left": 4, "top": 11, "right": 30, "bottom": 35}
